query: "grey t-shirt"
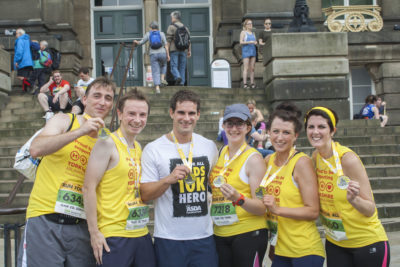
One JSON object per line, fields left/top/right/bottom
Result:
{"left": 138, "top": 31, "right": 167, "bottom": 55}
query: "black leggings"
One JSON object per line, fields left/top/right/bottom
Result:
{"left": 326, "top": 239, "right": 390, "bottom": 267}
{"left": 214, "top": 229, "right": 268, "bottom": 267}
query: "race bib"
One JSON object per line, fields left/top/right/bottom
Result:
{"left": 210, "top": 202, "right": 238, "bottom": 226}
{"left": 126, "top": 200, "right": 149, "bottom": 230}
{"left": 54, "top": 181, "right": 86, "bottom": 219}
{"left": 320, "top": 214, "right": 348, "bottom": 241}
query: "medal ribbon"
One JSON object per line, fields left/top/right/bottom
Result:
{"left": 260, "top": 147, "right": 296, "bottom": 188}
{"left": 219, "top": 142, "right": 248, "bottom": 177}
{"left": 170, "top": 131, "right": 193, "bottom": 172}
{"left": 116, "top": 128, "right": 141, "bottom": 189}
{"left": 320, "top": 141, "right": 344, "bottom": 177}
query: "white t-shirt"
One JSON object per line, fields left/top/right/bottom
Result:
{"left": 77, "top": 77, "right": 95, "bottom": 90}
{"left": 141, "top": 133, "right": 218, "bottom": 240}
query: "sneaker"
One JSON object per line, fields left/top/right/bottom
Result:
{"left": 43, "top": 111, "right": 54, "bottom": 121}
{"left": 175, "top": 77, "right": 182, "bottom": 85}
{"left": 156, "top": 88, "right": 161, "bottom": 94}
{"left": 161, "top": 80, "right": 168, "bottom": 87}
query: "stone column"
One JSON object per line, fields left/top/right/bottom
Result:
{"left": 375, "top": 62, "right": 400, "bottom": 125}
{"left": 0, "top": 49, "right": 11, "bottom": 108}
{"left": 263, "top": 32, "right": 350, "bottom": 119}
{"left": 143, "top": 0, "right": 158, "bottom": 66}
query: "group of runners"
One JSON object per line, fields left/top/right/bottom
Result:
{"left": 17, "top": 77, "right": 390, "bottom": 267}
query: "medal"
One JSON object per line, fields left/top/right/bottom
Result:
{"left": 337, "top": 175, "right": 350, "bottom": 190}
{"left": 255, "top": 187, "right": 265, "bottom": 199}
{"left": 98, "top": 127, "right": 111, "bottom": 139}
{"left": 213, "top": 175, "right": 225, "bottom": 188}
{"left": 184, "top": 172, "right": 196, "bottom": 185}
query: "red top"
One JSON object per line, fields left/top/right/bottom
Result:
{"left": 49, "top": 80, "right": 71, "bottom": 98}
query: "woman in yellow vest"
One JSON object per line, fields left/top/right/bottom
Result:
{"left": 260, "top": 102, "right": 325, "bottom": 267}
{"left": 210, "top": 103, "right": 268, "bottom": 267}
{"left": 305, "top": 106, "right": 390, "bottom": 267}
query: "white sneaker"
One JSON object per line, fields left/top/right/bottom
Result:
{"left": 43, "top": 111, "right": 54, "bottom": 121}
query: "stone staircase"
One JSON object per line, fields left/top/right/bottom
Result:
{"left": 1, "top": 86, "right": 400, "bottom": 234}
{"left": 0, "top": 86, "right": 268, "bottom": 229}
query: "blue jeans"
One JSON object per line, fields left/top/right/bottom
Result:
{"left": 150, "top": 52, "right": 167, "bottom": 86}
{"left": 170, "top": 51, "right": 187, "bottom": 85}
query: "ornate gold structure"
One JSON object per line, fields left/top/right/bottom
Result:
{"left": 323, "top": 5, "right": 383, "bottom": 32}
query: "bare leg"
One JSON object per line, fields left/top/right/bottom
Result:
{"left": 59, "top": 93, "right": 68, "bottom": 110}
{"left": 249, "top": 56, "right": 256, "bottom": 85}
{"left": 71, "top": 105, "right": 82, "bottom": 114}
{"left": 242, "top": 57, "right": 250, "bottom": 86}
{"left": 38, "top": 93, "right": 50, "bottom": 112}
{"left": 380, "top": 115, "right": 388, "bottom": 127}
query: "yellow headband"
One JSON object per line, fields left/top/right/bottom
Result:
{"left": 306, "top": 107, "right": 336, "bottom": 128}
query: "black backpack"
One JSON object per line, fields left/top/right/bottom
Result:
{"left": 173, "top": 24, "right": 190, "bottom": 51}
{"left": 47, "top": 48, "right": 61, "bottom": 70}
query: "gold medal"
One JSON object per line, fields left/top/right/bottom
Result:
{"left": 213, "top": 175, "right": 225, "bottom": 188}
{"left": 184, "top": 172, "right": 196, "bottom": 185}
{"left": 98, "top": 127, "right": 111, "bottom": 139}
{"left": 255, "top": 187, "right": 265, "bottom": 199}
{"left": 337, "top": 175, "right": 350, "bottom": 190}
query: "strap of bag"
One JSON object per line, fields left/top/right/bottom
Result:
{"left": 66, "top": 113, "right": 75, "bottom": 132}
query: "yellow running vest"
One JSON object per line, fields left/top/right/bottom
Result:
{"left": 96, "top": 134, "right": 148, "bottom": 238}
{"left": 27, "top": 114, "right": 96, "bottom": 219}
{"left": 210, "top": 147, "right": 267, "bottom": 237}
{"left": 316, "top": 142, "right": 388, "bottom": 248}
{"left": 266, "top": 152, "right": 325, "bottom": 258}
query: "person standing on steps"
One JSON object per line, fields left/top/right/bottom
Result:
{"left": 17, "top": 77, "right": 115, "bottom": 267}
{"left": 83, "top": 89, "right": 156, "bottom": 267}
{"left": 240, "top": 19, "right": 257, "bottom": 89}
{"left": 166, "top": 11, "right": 191, "bottom": 86}
{"left": 135, "top": 21, "right": 169, "bottom": 94}
{"left": 13, "top": 28, "right": 33, "bottom": 92}
{"left": 140, "top": 90, "right": 219, "bottom": 267}
{"left": 305, "top": 106, "right": 390, "bottom": 267}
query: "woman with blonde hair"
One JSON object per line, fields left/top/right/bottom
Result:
{"left": 240, "top": 19, "right": 257, "bottom": 89}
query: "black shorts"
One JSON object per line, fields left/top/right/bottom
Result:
{"left": 47, "top": 95, "right": 72, "bottom": 112}
{"left": 72, "top": 99, "right": 85, "bottom": 114}
{"left": 17, "top": 66, "right": 33, "bottom": 78}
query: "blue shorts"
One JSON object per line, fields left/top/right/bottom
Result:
{"left": 272, "top": 254, "right": 325, "bottom": 267}
{"left": 154, "top": 236, "right": 218, "bottom": 267}
{"left": 101, "top": 234, "right": 156, "bottom": 267}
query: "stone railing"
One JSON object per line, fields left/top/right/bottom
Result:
{"left": 322, "top": 5, "right": 383, "bottom": 32}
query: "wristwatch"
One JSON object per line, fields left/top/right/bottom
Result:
{"left": 233, "top": 194, "right": 245, "bottom": 206}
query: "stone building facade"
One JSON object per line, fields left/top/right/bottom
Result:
{"left": 0, "top": 0, "right": 399, "bottom": 124}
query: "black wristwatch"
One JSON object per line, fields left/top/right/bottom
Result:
{"left": 233, "top": 194, "right": 245, "bottom": 206}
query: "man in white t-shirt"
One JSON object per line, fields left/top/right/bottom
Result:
{"left": 141, "top": 89, "right": 218, "bottom": 267}
{"left": 72, "top": 67, "right": 95, "bottom": 114}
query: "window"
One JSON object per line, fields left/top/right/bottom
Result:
{"left": 161, "top": 0, "right": 208, "bottom": 4}
{"left": 322, "top": 0, "right": 375, "bottom": 8}
{"left": 95, "top": 0, "right": 141, "bottom": 6}
{"left": 349, "top": 67, "right": 375, "bottom": 118}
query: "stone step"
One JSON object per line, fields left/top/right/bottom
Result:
{"left": 0, "top": 193, "right": 30, "bottom": 208}
{"left": 0, "top": 180, "right": 33, "bottom": 194}
{"left": 373, "top": 189, "right": 400, "bottom": 204}
{"left": 337, "top": 119, "right": 381, "bottom": 128}
{"left": 0, "top": 119, "right": 44, "bottom": 129}
{"left": 377, "top": 203, "right": 400, "bottom": 219}
{"left": 298, "top": 125, "right": 400, "bottom": 137}
{"left": 298, "top": 144, "right": 400, "bottom": 156}
{"left": 380, "top": 217, "right": 400, "bottom": 232}
{"left": 370, "top": 177, "right": 400, "bottom": 190}
{"left": 359, "top": 154, "right": 400, "bottom": 165}
{"left": 297, "top": 135, "right": 400, "bottom": 147}
{"left": 366, "top": 165, "right": 400, "bottom": 178}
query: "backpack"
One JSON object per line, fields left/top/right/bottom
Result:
{"left": 173, "top": 24, "right": 190, "bottom": 51}
{"left": 149, "top": 30, "right": 162, "bottom": 49}
{"left": 30, "top": 42, "right": 40, "bottom": 61}
{"left": 48, "top": 47, "right": 61, "bottom": 70}
{"left": 39, "top": 50, "right": 53, "bottom": 67}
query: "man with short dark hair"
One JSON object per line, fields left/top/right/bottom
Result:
{"left": 38, "top": 70, "right": 72, "bottom": 121}
{"left": 72, "top": 67, "right": 95, "bottom": 114}
{"left": 141, "top": 89, "right": 218, "bottom": 267}
{"left": 84, "top": 88, "right": 156, "bottom": 267}
{"left": 166, "top": 11, "right": 191, "bottom": 86}
{"left": 17, "top": 76, "right": 115, "bottom": 267}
